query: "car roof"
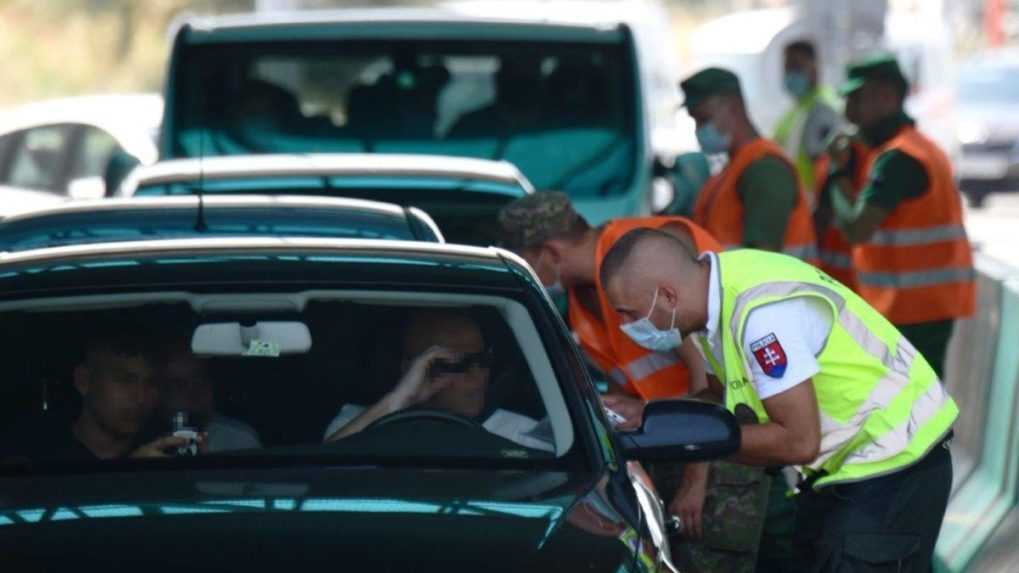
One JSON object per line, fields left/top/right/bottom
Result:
{"left": 120, "top": 154, "right": 534, "bottom": 196}
{"left": 0, "top": 196, "right": 445, "bottom": 252}
{"left": 0, "top": 94, "right": 162, "bottom": 165}
{"left": 0, "top": 238, "right": 538, "bottom": 299}
{"left": 175, "top": 7, "right": 624, "bottom": 44}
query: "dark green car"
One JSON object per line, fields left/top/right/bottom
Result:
{"left": 0, "top": 238, "right": 737, "bottom": 571}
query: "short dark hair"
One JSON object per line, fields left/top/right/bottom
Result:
{"left": 598, "top": 228, "right": 693, "bottom": 287}
{"left": 785, "top": 40, "right": 816, "bottom": 60}
{"left": 79, "top": 314, "right": 154, "bottom": 367}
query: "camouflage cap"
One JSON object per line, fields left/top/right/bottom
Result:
{"left": 497, "top": 191, "right": 579, "bottom": 251}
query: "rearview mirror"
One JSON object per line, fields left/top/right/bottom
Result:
{"left": 67, "top": 176, "right": 107, "bottom": 201}
{"left": 192, "top": 321, "right": 312, "bottom": 357}
{"left": 619, "top": 399, "right": 740, "bottom": 462}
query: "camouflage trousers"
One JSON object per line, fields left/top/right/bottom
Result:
{"left": 650, "top": 461, "right": 771, "bottom": 573}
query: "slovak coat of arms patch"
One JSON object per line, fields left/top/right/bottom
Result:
{"left": 750, "top": 333, "right": 788, "bottom": 378}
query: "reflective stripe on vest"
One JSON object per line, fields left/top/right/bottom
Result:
{"left": 853, "top": 126, "right": 975, "bottom": 324}
{"left": 818, "top": 249, "right": 852, "bottom": 270}
{"left": 716, "top": 250, "right": 958, "bottom": 488}
{"left": 868, "top": 224, "right": 968, "bottom": 246}
{"left": 857, "top": 267, "right": 976, "bottom": 289}
{"left": 783, "top": 243, "right": 819, "bottom": 261}
{"left": 623, "top": 352, "right": 681, "bottom": 381}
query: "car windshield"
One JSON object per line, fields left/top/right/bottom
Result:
{"left": 171, "top": 40, "right": 637, "bottom": 197}
{"left": 0, "top": 205, "right": 421, "bottom": 252}
{"left": 957, "top": 64, "right": 1019, "bottom": 104}
{"left": 0, "top": 290, "right": 574, "bottom": 473}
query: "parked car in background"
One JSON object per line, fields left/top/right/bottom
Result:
{"left": 159, "top": 6, "right": 694, "bottom": 225}
{"left": 0, "top": 195, "right": 442, "bottom": 253}
{"left": 0, "top": 94, "right": 162, "bottom": 215}
{"left": 954, "top": 49, "right": 1019, "bottom": 206}
{"left": 118, "top": 153, "right": 530, "bottom": 246}
{"left": 0, "top": 237, "right": 739, "bottom": 570}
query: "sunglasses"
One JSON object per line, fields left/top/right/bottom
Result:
{"left": 428, "top": 349, "right": 494, "bottom": 377}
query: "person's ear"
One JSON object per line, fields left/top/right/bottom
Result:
{"left": 543, "top": 241, "right": 564, "bottom": 264}
{"left": 659, "top": 283, "right": 680, "bottom": 309}
{"left": 73, "top": 365, "right": 90, "bottom": 398}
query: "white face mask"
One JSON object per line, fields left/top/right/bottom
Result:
{"left": 620, "top": 288, "right": 682, "bottom": 352}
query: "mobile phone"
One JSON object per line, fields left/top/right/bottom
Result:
{"left": 173, "top": 429, "right": 199, "bottom": 456}
{"left": 604, "top": 406, "right": 627, "bottom": 427}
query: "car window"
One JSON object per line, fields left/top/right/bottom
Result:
{"left": 173, "top": 40, "right": 637, "bottom": 198}
{"left": 5, "top": 125, "right": 73, "bottom": 192}
{"left": 0, "top": 291, "right": 575, "bottom": 470}
{"left": 69, "top": 126, "right": 121, "bottom": 181}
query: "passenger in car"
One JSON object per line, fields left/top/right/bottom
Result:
{"left": 323, "top": 309, "right": 552, "bottom": 451}
{"left": 446, "top": 56, "right": 546, "bottom": 138}
{"left": 154, "top": 339, "right": 261, "bottom": 453}
{"left": 4, "top": 330, "right": 200, "bottom": 461}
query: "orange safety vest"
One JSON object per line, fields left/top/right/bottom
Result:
{"left": 693, "top": 138, "right": 818, "bottom": 263}
{"left": 568, "top": 216, "right": 722, "bottom": 400}
{"left": 815, "top": 140, "right": 872, "bottom": 291}
{"left": 853, "top": 126, "right": 975, "bottom": 324}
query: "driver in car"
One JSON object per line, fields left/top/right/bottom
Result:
{"left": 323, "top": 309, "right": 553, "bottom": 452}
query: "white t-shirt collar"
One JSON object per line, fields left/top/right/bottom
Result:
{"left": 698, "top": 251, "right": 722, "bottom": 344}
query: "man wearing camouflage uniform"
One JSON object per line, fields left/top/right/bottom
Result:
{"left": 498, "top": 191, "right": 769, "bottom": 572}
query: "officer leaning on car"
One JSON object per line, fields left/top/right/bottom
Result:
{"left": 596, "top": 224, "right": 957, "bottom": 573}
{"left": 496, "top": 192, "right": 769, "bottom": 573}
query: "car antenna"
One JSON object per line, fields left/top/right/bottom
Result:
{"left": 193, "top": 110, "right": 208, "bottom": 232}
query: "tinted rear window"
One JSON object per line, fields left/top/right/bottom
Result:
{"left": 171, "top": 39, "right": 637, "bottom": 197}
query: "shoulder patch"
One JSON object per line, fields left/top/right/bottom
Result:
{"left": 750, "top": 333, "right": 788, "bottom": 378}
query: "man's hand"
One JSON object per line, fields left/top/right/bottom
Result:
{"left": 669, "top": 462, "right": 708, "bottom": 540}
{"left": 130, "top": 432, "right": 208, "bottom": 458}
{"left": 385, "top": 346, "right": 460, "bottom": 411}
{"left": 826, "top": 132, "right": 854, "bottom": 173}
{"left": 601, "top": 393, "right": 646, "bottom": 431}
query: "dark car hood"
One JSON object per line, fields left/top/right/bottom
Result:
{"left": 0, "top": 467, "right": 642, "bottom": 571}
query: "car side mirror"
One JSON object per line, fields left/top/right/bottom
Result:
{"left": 67, "top": 176, "right": 107, "bottom": 201}
{"left": 619, "top": 399, "right": 740, "bottom": 462}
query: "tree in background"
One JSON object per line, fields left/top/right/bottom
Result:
{"left": 0, "top": 0, "right": 253, "bottom": 108}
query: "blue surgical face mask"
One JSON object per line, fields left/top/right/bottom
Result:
{"left": 783, "top": 71, "right": 811, "bottom": 99}
{"left": 695, "top": 122, "right": 732, "bottom": 155}
{"left": 620, "top": 288, "right": 682, "bottom": 352}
